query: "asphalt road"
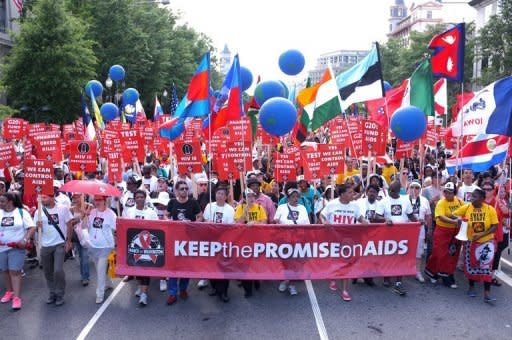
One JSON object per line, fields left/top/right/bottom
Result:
{"left": 1, "top": 256, "right": 511, "bottom": 340}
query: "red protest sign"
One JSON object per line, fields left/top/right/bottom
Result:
{"left": 62, "top": 124, "right": 80, "bottom": 141}
{"left": 174, "top": 141, "right": 203, "bottom": 174}
{"left": 138, "top": 125, "right": 155, "bottom": 147}
{"left": 68, "top": 141, "right": 97, "bottom": 172}
{"left": 256, "top": 125, "right": 278, "bottom": 145}
{"left": 328, "top": 117, "right": 350, "bottom": 145}
{"left": 31, "top": 131, "right": 62, "bottom": 161}
{"left": 215, "top": 142, "right": 252, "bottom": 181}
{"left": 177, "top": 118, "right": 203, "bottom": 143}
{"left": 153, "top": 137, "right": 170, "bottom": 157}
{"left": 274, "top": 151, "right": 298, "bottom": 182}
{"left": 23, "top": 159, "right": 54, "bottom": 195}
{"left": 395, "top": 139, "right": 413, "bottom": 159}
{"left": 23, "top": 140, "right": 33, "bottom": 159}
{"left": 225, "top": 118, "right": 252, "bottom": 142}
{"left": 0, "top": 143, "right": 19, "bottom": 168}
{"left": 2, "top": 118, "right": 26, "bottom": 140}
{"left": 362, "top": 120, "right": 386, "bottom": 155}
{"left": 119, "top": 129, "right": 144, "bottom": 163}
{"left": 100, "top": 129, "right": 122, "bottom": 157}
{"left": 27, "top": 123, "right": 47, "bottom": 138}
{"left": 302, "top": 144, "right": 345, "bottom": 180}
{"left": 107, "top": 151, "right": 123, "bottom": 183}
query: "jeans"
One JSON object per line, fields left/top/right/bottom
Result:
{"left": 75, "top": 242, "right": 90, "bottom": 281}
{"left": 167, "top": 278, "right": 189, "bottom": 296}
{"left": 41, "top": 244, "right": 66, "bottom": 298}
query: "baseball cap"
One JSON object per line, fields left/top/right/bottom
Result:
{"left": 444, "top": 182, "right": 455, "bottom": 192}
{"left": 297, "top": 175, "right": 308, "bottom": 183}
{"left": 244, "top": 188, "right": 257, "bottom": 196}
{"left": 287, "top": 188, "right": 300, "bottom": 197}
{"left": 151, "top": 192, "right": 170, "bottom": 206}
{"left": 409, "top": 180, "right": 421, "bottom": 188}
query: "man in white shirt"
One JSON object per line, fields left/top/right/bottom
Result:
{"left": 357, "top": 184, "right": 385, "bottom": 223}
{"left": 457, "top": 169, "right": 478, "bottom": 203}
{"left": 142, "top": 165, "right": 158, "bottom": 193}
{"left": 53, "top": 181, "right": 71, "bottom": 208}
{"left": 376, "top": 181, "right": 417, "bottom": 296}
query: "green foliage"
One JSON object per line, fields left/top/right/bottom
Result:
{"left": 0, "top": 105, "right": 18, "bottom": 119}
{"left": 2, "top": 0, "right": 97, "bottom": 123}
{"left": 478, "top": 0, "right": 512, "bottom": 86}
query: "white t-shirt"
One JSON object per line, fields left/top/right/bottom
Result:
{"left": 34, "top": 204, "right": 73, "bottom": 247}
{"left": 377, "top": 195, "right": 413, "bottom": 223}
{"left": 321, "top": 200, "right": 362, "bottom": 224}
{"left": 122, "top": 207, "right": 158, "bottom": 220}
{"left": 357, "top": 197, "right": 382, "bottom": 222}
{"left": 142, "top": 176, "right": 158, "bottom": 193}
{"left": 55, "top": 193, "right": 71, "bottom": 208}
{"left": 120, "top": 191, "right": 136, "bottom": 209}
{"left": 88, "top": 208, "right": 117, "bottom": 249}
{"left": 0, "top": 208, "right": 35, "bottom": 252}
{"left": 409, "top": 195, "right": 431, "bottom": 221}
{"left": 457, "top": 183, "right": 479, "bottom": 203}
{"left": 203, "top": 203, "right": 235, "bottom": 224}
{"left": 274, "top": 204, "right": 310, "bottom": 225}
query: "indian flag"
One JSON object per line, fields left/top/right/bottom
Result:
{"left": 297, "top": 68, "right": 342, "bottom": 132}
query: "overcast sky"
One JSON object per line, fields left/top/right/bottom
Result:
{"left": 171, "top": 0, "right": 392, "bottom": 82}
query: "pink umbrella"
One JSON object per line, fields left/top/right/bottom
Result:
{"left": 59, "top": 180, "right": 122, "bottom": 197}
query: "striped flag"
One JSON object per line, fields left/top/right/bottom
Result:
{"left": 154, "top": 96, "right": 163, "bottom": 121}
{"left": 81, "top": 94, "right": 96, "bottom": 141}
{"left": 89, "top": 88, "right": 105, "bottom": 130}
{"left": 13, "top": 0, "right": 23, "bottom": 14}
{"left": 169, "top": 83, "right": 179, "bottom": 116}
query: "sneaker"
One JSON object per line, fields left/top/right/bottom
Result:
{"left": 159, "top": 280, "right": 167, "bottom": 292}
{"left": 166, "top": 295, "right": 177, "bottom": 305}
{"left": 1, "top": 291, "right": 14, "bottom": 303}
{"left": 393, "top": 282, "right": 407, "bottom": 296}
{"left": 55, "top": 296, "right": 64, "bottom": 306}
{"left": 46, "top": 294, "right": 56, "bottom": 304}
{"left": 450, "top": 283, "right": 458, "bottom": 289}
{"left": 484, "top": 296, "right": 497, "bottom": 304}
{"left": 11, "top": 297, "right": 22, "bottom": 310}
{"left": 82, "top": 279, "right": 89, "bottom": 287}
{"left": 329, "top": 281, "right": 337, "bottom": 291}
{"left": 289, "top": 285, "right": 298, "bottom": 296}
{"left": 134, "top": 288, "right": 142, "bottom": 298}
{"left": 21, "top": 270, "right": 26, "bottom": 278}
{"left": 278, "top": 281, "right": 288, "bottom": 292}
{"left": 197, "top": 280, "right": 208, "bottom": 289}
{"left": 491, "top": 278, "right": 502, "bottom": 287}
{"left": 430, "top": 277, "right": 437, "bottom": 284}
{"left": 341, "top": 290, "right": 352, "bottom": 302}
{"left": 415, "top": 272, "right": 425, "bottom": 283}
{"left": 139, "top": 292, "right": 148, "bottom": 306}
{"left": 179, "top": 290, "right": 188, "bottom": 300}
{"left": 96, "top": 296, "right": 104, "bottom": 304}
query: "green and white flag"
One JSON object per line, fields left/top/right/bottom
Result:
{"left": 401, "top": 59, "right": 435, "bottom": 116}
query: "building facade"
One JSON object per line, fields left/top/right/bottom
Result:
{"left": 219, "top": 43, "right": 231, "bottom": 75}
{"left": 0, "top": 0, "right": 20, "bottom": 104}
{"left": 308, "top": 50, "right": 370, "bottom": 84}
{"left": 388, "top": 1, "right": 475, "bottom": 47}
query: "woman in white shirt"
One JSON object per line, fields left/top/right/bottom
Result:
{"left": 0, "top": 192, "right": 36, "bottom": 310}
{"left": 82, "top": 196, "right": 117, "bottom": 304}
{"left": 274, "top": 188, "right": 310, "bottom": 296}
{"left": 203, "top": 186, "right": 235, "bottom": 302}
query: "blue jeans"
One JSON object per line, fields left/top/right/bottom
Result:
{"left": 75, "top": 242, "right": 90, "bottom": 281}
{"left": 167, "top": 278, "right": 189, "bottom": 296}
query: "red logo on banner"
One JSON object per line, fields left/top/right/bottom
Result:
{"left": 174, "top": 142, "right": 203, "bottom": 174}
{"left": 24, "top": 159, "right": 54, "bottom": 195}
{"left": 31, "top": 131, "right": 63, "bottom": 162}
{"left": 116, "top": 219, "right": 421, "bottom": 280}
{"left": 120, "top": 129, "right": 144, "bottom": 163}
{"left": 302, "top": 144, "right": 345, "bottom": 180}
{"left": 2, "top": 118, "right": 26, "bottom": 140}
{"left": 0, "top": 143, "right": 19, "bottom": 168}
{"left": 69, "top": 141, "right": 97, "bottom": 172}
{"left": 274, "top": 151, "right": 298, "bottom": 182}
{"left": 362, "top": 120, "right": 386, "bottom": 155}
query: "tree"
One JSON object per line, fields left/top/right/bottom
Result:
{"left": 478, "top": 0, "right": 512, "bottom": 86}
{"left": 2, "top": 0, "right": 97, "bottom": 123}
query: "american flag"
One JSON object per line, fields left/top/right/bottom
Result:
{"left": 13, "top": 0, "right": 23, "bottom": 14}
{"left": 169, "top": 83, "right": 178, "bottom": 116}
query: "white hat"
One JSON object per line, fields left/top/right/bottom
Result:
{"left": 244, "top": 188, "right": 257, "bottom": 196}
{"left": 151, "top": 192, "right": 170, "bottom": 206}
{"left": 196, "top": 176, "right": 209, "bottom": 184}
{"left": 297, "top": 175, "right": 307, "bottom": 183}
{"left": 444, "top": 182, "right": 455, "bottom": 192}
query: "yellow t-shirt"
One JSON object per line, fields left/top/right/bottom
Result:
{"left": 382, "top": 165, "right": 398, "bottom": 185}
{"left": 261, "top": 180, "right": 273, "bottom": 194}
{"left": 234, "top": 203, "right": 267, "bottom": 223}
{"left": 335, "top": 169, "right": 360, "bottom": 185}
{"left": 453, "top": 203, "right": 499, "bottom": 243}
{"left": 434, "top": 197, "right": 464, "bottom": 228}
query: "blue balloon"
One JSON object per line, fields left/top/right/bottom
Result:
{"left": 240, "top": 66, "right": 253, "bottom": 91}
{"left": 254, "top": 80, "right": 286, "bottom": 106}
{"left": 109, "top": 65, "right": 125, "bottom": 81}
{"left": 278, "top": 49, "right": 305, "bottom": 76}
{"left": 390, "top": 106, "right": 427, "bottom": 142}
{"left": 85, "top": 80, "right": 103, "bottom": 98}
{"left": 100, "top": 103, "right": 119, "bottom": 122}
{"left": 122, "top": 88, "right": 139, "bottom": 104}
{"left": 383, "top": 81, "right": 392, "bottom": 93}
{"left": 259, "top": 97, "right": 297, "bottom": 137}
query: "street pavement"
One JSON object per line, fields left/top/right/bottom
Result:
{"left": 1, "top": 254, "right": 511, "bottom": 340}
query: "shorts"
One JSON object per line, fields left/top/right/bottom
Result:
{"left": 0, "top": 248, "right": 26, "bottom": 272}
{"left": 416, "top": 225, "right": 426, "bottom": 259}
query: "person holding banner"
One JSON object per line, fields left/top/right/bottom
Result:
{"left": 320, "top": 184, "right": 367, "bottom": 302}
{"left": 0, "top": 192, "right": 36, "bottom": 310}
{"left": 424, "top": 182, "right": 464, "bottom": 288}
{"left": 247, "top": 177, "right": 275, "bottom": 224}
{"left": 166, "top": 180, "right": 203, "bottom": 305}
{"left": 120, "top": 175, "right": 143, "bottom": 213}
{"left": 453, "top": 188, "right": 499, "bottom": 303}
{"left": 274, "top": 187, "right": 310, "bottom": 296}
{"left": 376, "top": 181, "right": 417, "bottom": 296}
{"left": 203, "top": 186, "right": 235, "bottom": 302}
{"left": 235, "top": 188, "right": 267, "bottom": 297}
{"left": 122, "top": 189, "right": 158, "bottom": 306}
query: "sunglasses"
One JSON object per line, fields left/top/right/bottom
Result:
{"left": 178, "top": 187, "right": 188, "bottom": 191}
